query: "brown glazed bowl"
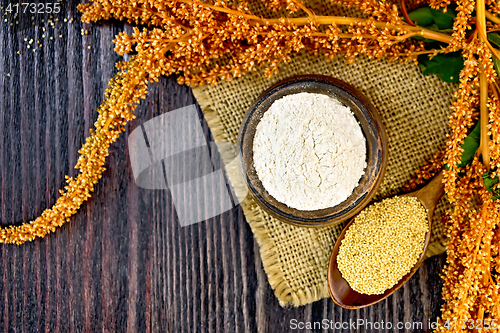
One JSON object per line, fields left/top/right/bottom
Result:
{"left": 238, "top": 75, "right": 388, "bottom": 227}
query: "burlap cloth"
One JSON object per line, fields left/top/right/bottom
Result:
{"left": 191, "top": 3, "right": 456, "bottom": 307}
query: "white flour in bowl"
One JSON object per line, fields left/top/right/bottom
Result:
{"left": 253, "top": 92, "right": 366, "bottom": 211}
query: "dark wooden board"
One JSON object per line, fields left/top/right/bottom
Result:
{"left": 0, "top": 3, "right": 445, "bottom": 332}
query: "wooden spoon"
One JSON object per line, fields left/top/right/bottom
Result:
{"left": 327, "top": 171, "right": 445, "bottom": 309}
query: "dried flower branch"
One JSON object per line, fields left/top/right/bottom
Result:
{"left": 79, "top": 0, "right": 454, "bottom": 85}
{"left": 3, "top": 0, "right": 500, "bottom": 329}
{"left": 0, "top": 56, "right": 156, "bottom": 244}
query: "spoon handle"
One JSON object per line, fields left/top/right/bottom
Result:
{"left": 415, "top": 170, "right": 445, "bottom": 211}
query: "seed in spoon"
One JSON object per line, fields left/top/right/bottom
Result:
{"left": 337, "top": 196, "right": 428, "bottom": 295}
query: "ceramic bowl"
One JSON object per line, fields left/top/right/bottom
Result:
{"left": 238, "top": 75, "right": 388, "bottom": 227}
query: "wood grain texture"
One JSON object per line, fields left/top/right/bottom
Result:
{"left": 0, "top": 3, "right": 445, "bottom": 332}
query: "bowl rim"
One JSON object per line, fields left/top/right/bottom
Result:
{"left": 238, "top": 74, "right": 388, "bottom": 227}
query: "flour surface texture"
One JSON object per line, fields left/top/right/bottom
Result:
{"left": 253, "top": 92, "right": 367, "bottom": 211}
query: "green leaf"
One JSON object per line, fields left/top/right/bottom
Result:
{"left": 487, "top": 33, "right": 500, "bottom": 78}
{"left": 410, "top": 35, "right": 441, "bottom": 43}
{"left": 484, "top": 175, "right": 499, "bottom": 190}
{"left": 408, "top": 6, "right": 457, "bottom": 30}
{"left": 493, "top": 57, "right": 500, "bottom": 78}
{"left": 408, "top": 7, "right": 434, "bottom": 27}
{"left": 487, "top": 32, "right": 500, "bottom": 48}
{"left": 430, "top": 7, "right": 457, "bottom": 30}
{"left": 417, "top": 52, "right": 464, "bottom": 83}
{"left": 482, "top": 170, "right": 500, "bottom": 200}
{"left": 434, "top": 28, "right": 454, "bottom": 34}
{"left": 444, "top": 121, "right": 480, "bottom": 171}
{"left": 457, "top": 121, "right": 480, "bottom": 167}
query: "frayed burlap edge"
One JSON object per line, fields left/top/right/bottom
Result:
{"left": 193, "top": 85, "right": 317, "bottom": 306}
{"left": 192, "top": 83, "right": 448, "bottom": 307}
{"left": 191, "top": 50, "right": 455, "bottom": 306}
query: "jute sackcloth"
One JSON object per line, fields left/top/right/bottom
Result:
{"left": 191, "top": 3, "right": 456, "bottom": 307}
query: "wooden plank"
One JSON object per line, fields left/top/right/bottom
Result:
{"left": 0, "top": 13, "right": 447, "bottom": 333}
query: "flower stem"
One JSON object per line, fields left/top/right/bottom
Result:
{"left": 486, "top": 11, "right": 500, "bottom": 25}
{"left": 291, "top": 0, "right": 315, "bottom": 18}
{"left": 480, "top": 72, "right": 490, "bottom": 169}
{"left": 177, "top": 0, "right": 453, "bottom": 44}
{"left": 478, "top": 0, "right": 491, "bottom": 169}
{"left": 400, "top": 0, "right": 416, "bottom": 26}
